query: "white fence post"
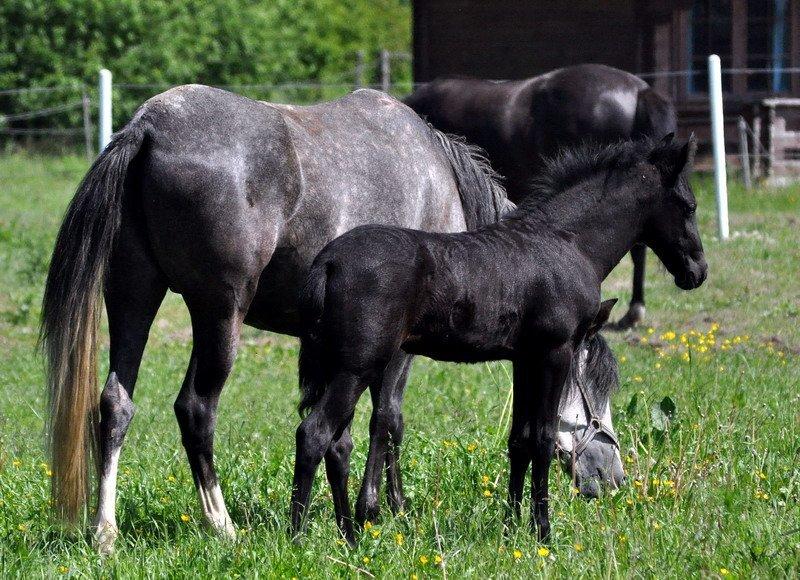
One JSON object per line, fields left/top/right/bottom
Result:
{"left": 99, "top": 68, "right": 113, "bottom": 153}
{"left": 708, "top": 55, "right": 729, "bottom": 240}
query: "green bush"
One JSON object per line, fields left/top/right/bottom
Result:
{"left": 0, "top": 0, "right": 411, "bottom": 129}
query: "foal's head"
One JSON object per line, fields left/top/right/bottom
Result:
{"left": 557, "top": 299, "right": 624, "bottom": 497}
{"left": 641, "top": 133, "right": 707, "bottom": 290}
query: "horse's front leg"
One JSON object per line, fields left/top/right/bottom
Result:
{"left": 528, "top": 344, "right": 573, "bottom": 542}
{"left": 507, "top": 361, "right": 532, "bottom": 522}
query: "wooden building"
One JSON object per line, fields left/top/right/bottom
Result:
{"left": 412, "top": 0, "right": 800, "bottom": 157}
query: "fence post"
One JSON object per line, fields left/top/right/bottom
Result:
{"left": 355, "top": 50, "right": 365, "bottom": 90}
{"left": 82, "top": 91, "right": 93, "bottom": 160}
{"left": 380, "top": 49, "right": 391, "bottom": 93}
{"left": 708, "top": 55, "right": 729, "bottom": 240}
{"left": 99, "top": 68, "right": 113, "bottom": 152}
{"left": 737, "top": 116, "right": 752, "bottom": 190}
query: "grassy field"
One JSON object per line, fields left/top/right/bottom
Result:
{"left": 0, "top": 154, "right": 798, "bottom": 578}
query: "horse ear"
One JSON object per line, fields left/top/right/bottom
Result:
{"left": 653, "top": 134, "right": 696, "bottom": 188}
{"left": 588, "top": 298, "right": 618, "bottom": 337}
{"left": 659, "top": 132, "right": 675, "bottom": 145}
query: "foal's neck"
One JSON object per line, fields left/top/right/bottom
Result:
{"left": 526, "top": 172, "right": 646, "bottom": 282}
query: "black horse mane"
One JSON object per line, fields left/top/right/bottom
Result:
{"left": 514, "top": 137, "right": 680, "bottom": 213}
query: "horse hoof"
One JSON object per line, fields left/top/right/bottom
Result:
{"left": 608, "top": 302, "right": 645, "bottom": 331}
{"left": 93, "top": 522, "right": 119, "bottom": 556}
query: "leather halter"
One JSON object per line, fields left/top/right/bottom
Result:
{"left": 556, "top": 371, "right": 619, "bottom": 460}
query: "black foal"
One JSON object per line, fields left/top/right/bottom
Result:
{"left": 291, "top": 135, "right": 707, "bottom": 544}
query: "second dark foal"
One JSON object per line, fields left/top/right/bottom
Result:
{"left": 291, "top": 135, "right": 706, "bottom": 544}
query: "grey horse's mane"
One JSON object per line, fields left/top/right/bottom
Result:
{"left": 428, "top": 126, "right": 515, "bottom": 229}
{"left": 578, "top": 333, "right": 619, "bottom": 409}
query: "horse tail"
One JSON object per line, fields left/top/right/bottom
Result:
{"left": 633, "top": 87, "right": 678, "bottom": 141}
{"left": 297, "top": 258, "right": 331, "bottom": 416}
{"left": 428, "top": 126, "right": 515, "bottom": 229}
{"left": 40, "top": 121, "right": 146, "bottom": 523}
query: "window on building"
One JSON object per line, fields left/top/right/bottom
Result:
{"left": 688, "top": 0, "right": 733, "bottom": 93}
{"left": 747, "top": 0, "right": 791, "bottom": 92}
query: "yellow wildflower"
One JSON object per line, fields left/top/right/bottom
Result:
{"left": 17, "top": 524, "right": 27, "bottom": 532}
{"left": 481, "top": 475, "right": 490, "bottom": 486}
{"left": 654, "top": 362, "right": 661, "bottom": 370}
{"left": 483, "top": 489, "right": 492, "bottom": 497}
{"left": 626, "top": 498, "right": 634, "bottom": 506}
{"left": 467, "top": 442, "right": 478, "bottom": 452}
{"left": 757, "top": 471, "right": 767, "bottom": 480}
{"left": 395, "top": 532, "right": 404, "bottom": 546}
{"left": 419, "top": 555, "right": 429, "bottom": 565}
{"left": 371, "top": 529, "right": 381, "bottom": 539}
{"left": 574, "top": 543, "right": 584, "bottom": 552}
{"left": 681, "top": 352, "right": 690, "bottom": 362}
{"left": 12, "top": 459, "right": 21, "bottom": 467}
{"left": 633, "top": 375, "right": 643, "bottom": 383}
{"left": 647, "top": 327, "right": 655, "bottom": 335}
{"left": 720, "top": 568, "right": 730, "bottom": 576}
{"left": 513, "top": 549, "right": 523, "bottom": 559}
{"left": 167, "top": 475, "right": 176, "bottom": 483}
{"left": 434, "top": 555, "right": 443, "bottom": 565}
{"left": 661, "top": 331, "right": 676, "bottom": 341}
{"left": 180, "top": 514, "right": 191, "bottom": 522}
{"left": 653, "top": 521, "right": 661, "bottom": 530}
{"left": 537, "top": 547, "right": 550, "bottom": 557}
{"left": 57, "top": 565, "right": 69, "bottom": 574}
{"left": 619, "top": 355, "right": 627, "bottom": 363}
{"left": 364, "top": 520, "right": 373, "bottom": 531}
{"left": 362, "top": 556, "right": 370, "bottom": 565}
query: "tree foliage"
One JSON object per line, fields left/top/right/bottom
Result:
{"left": 0, "top": 0, "right": 411, "bottom": 128}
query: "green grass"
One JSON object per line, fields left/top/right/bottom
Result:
{"left": 0, "top": 154, "right": 798, "bottom": 577}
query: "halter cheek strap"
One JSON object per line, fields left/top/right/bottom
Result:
{"left": 557, "top": 373, "right": 620, "bottom": 458}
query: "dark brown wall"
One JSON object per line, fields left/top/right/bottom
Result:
{"left": 413, "top": 0, "right": 642, "bottom": 81}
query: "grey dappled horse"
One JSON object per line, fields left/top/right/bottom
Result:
{"left": 41, "top": 87, "right": 619, "bottom": 552}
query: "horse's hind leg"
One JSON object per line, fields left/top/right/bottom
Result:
{"left": 356, "top": 352, "right": 412, "bottom": 525}
{"left": 94, "top": 220, "right": 167, "bottom": 554}
{"left": 384, "top": 355, "right": 413, "bottom": 514}
{"left": 324, "top": 426, "right": 355, "bottom": 544}
{"left": 174, "top": 298, "right": 248, "bottom": 539}
{"left": 291, "top": 372, "right": 366, "bottom": 538}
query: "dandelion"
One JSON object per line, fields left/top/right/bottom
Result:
{"left": 12, "top": 459, "right": 21, "bottom": 468}
{"left": 757, "top": 471, "right": 767, "bottom": 480}
{"left": 364, "top": 521, "right": 373, "bottom": 531}
{"left": 619, "top": 356, "right": 627, "bottom": 363}
{"left": 17, "top": 524, "right": 27, "bottom": 532}
{"left": 633, "top": 375, "right": 643, "bottom": 383}
{"left": 180, "top": 513, "right": 191, "bottom": 522}
{"left": 537, "top": 546, "right": 550, "bottom": 557}
{"left": 681, "top": 351, "right": 690, "bottom": 362}
{"left": 411, "top": 575, "right": 418, "bottom": 580}
{"left": 513, "top": 549, "right": 523, "bottom": 559}
{"left": 167, "top": 475, "right": 177, "bottom": 483}
{"left": 626, "top": 498, "right": 634, "bottom": 506}
{"left": 434, "top": 555, "right": 443, "bottom": 565}
{"left": 574, "top": 543, "right": 584, "bottom": 552}
{"left": 57, "top": 565, "right": 69, "bottom": 574}
{"left": 634, "top": 480, "right": 643, "bottom": 488}
{"left": 371, "top": 529, "right": 381, "bottom": 539}
{"left": 618, "top": 534, "right": 627, "bottom": 542}
{"left": 720, "top": 568, "right": 730, "bottom": 576}
{"left": 419, "top": 555, "right": 429, "bottom": 565}
{"left": 483, "top": 489, "right": 492, "bottom": 497}
{"left": 654, "top": 362, "right": 661, "bottom": 370}
{"left": 395, "top": 532, "right": 404, "bottom": 546}
{"left": 660, "top": 331, "right": 676, "bottom": 341}
{"left": 647, "top": 327, "right": 655, "bottom": 335}
{"left": 481, "top": 474, "right": 490, "bottom": 486}
{"left": 362, "top": 556, "right": 370, "bottom": 565}
{"left": 467, "top": 442, "right": 478, "bottom": 452}
{"left": 653, "top": 521, "right": 661, "bottom": 530}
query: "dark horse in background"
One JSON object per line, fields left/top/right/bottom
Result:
{"left": 405, "top": 64, "right": 678, "bottom": 329}
{"left": 291, "top": 136, "right": 706, "bottom": 544}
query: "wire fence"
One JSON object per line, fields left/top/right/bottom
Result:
{"left": 1, "top": 64, "right": 798, "bottom": 179}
